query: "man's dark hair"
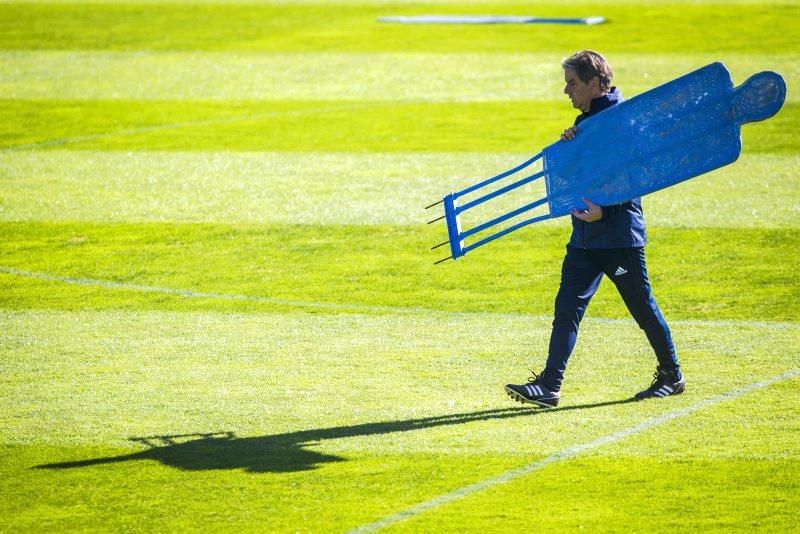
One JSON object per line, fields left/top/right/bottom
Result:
{"left": 562, "top": 50, "right": 613, "bottom": 91}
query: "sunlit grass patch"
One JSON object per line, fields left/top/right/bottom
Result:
{"left": 1, "top": 99, "right": 795, "bottom": 153}
{"left": 2, "top": 51, "right": 797, "bottom": 102}
{"left": 1, "top": 151, "right": 797, "bottom": 227}
{"left": 1, "top": 222, "right": 798, "bottom": 321}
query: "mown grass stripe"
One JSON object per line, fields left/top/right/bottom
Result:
{"left": 351, "top": 368, "right": 800, "bottom": 533}
{"left": 2, "top": 222, "right": 797, "bottom": 320}
{"left": 1, "top": 99, "right": 795, "bottom": 153}
{"left": 5, "top": 0, "right": 795, "bottom": 5}
{"left": 0, "top": 265, "right": 427, "bottom": 314}
{"left": 0, "top": 98, "right": 572, "bottom": 153}
{"left": 1, "top": 151, "right": 797, "bottom": 228}
{"left": 3, "top": 265, "right": 799, "bottom": 330}
{"left": 0, "top": 101, "right": 378, "bottom": 152}
{"left": 1, "top": 2, "right": 797, "bottom": 53}
{"left": 3, "top": 51, "right": 797, "bottom": 102}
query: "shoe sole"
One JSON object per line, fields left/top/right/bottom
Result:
{"left": 504, "top": 386, "right": 557, "bottom": 408}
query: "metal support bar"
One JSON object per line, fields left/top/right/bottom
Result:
{"left": 456, "top": 170, "right": 545, "bottom": 213}
{"left": 453, "top": 152, "right": 542, "bottom": 199}
{"left": 462, "top": 213, "right": 553, "bottom": 254}
{"left": 443, "top": 194, "right": 465, "bottom": 259}
{"left": 460, "top": 197, "right": 548, "bottom": 239}
{"left": 429, "top": 152, "right": 550, "bottom": 263}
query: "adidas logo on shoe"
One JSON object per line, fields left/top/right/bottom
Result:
{"left": 505, "top": 374, "right": 560, "bottom": 408}
{"left": 635, "top": 367, "right": 686, "bottom": 400}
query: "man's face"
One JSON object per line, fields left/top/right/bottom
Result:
{"left": 563, "top": 68, "right": 597, "bottom": 112}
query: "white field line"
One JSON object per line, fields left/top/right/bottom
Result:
{"left": 350, "top": 368, "right": 800, "bottom": 533}
{"left": 1, "top": 102, "right": 376, "bottom": 152}
{"left": 2, "top": 265, "right": 799, "bottom": 330}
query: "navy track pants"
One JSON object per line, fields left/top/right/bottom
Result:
{"left": 544, "top": 246, "right": 680, "bottom": 391}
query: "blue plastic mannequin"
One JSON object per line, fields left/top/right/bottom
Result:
{"left": 428, "top": 63, "right": 786, "bottom": 263}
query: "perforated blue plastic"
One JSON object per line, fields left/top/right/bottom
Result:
{"left": 429, "top": 63, "right": 786, "bottom": 263}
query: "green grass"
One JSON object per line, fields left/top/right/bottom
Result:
{"left": 2, "top": 151, "right": 797, "bottom": 227}
{"left": 1, "top": 222, "right": 799, "bottom": 321}
{"left": 2, "top": 0, "right": 799, "bottom": 530}
{"left": 3, "top": 52, "right": 798, "bottom": 102}
{"left": 1, "top": 99, "right": 797, "bottom": 153}
{"left": 2, "top": 310, "right": 798, "bottom": 530}
{"left": 1, "top": 2, "right": 798, "bottom": 53}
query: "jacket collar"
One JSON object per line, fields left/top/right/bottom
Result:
{"left": 585, "top": 86, "right": 622, "bottom": 117}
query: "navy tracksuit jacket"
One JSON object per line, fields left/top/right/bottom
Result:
{"left": 544, "top": 88, "right": 681, "bottom": 391}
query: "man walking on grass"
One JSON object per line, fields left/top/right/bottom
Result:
{"left": 505, "top": 50, "right": 685, "bottom": 408}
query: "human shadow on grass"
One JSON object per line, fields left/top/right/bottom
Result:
{"left": 37, "top": 398, "right": 635, "bottom": 474}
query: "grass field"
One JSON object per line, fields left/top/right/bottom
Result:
{"left": 1, "top": 0, "right": 799, "bottom": 531}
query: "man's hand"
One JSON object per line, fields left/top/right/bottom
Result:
{"left": 571, "top": 197, "right": 603, "bottom": 222}
{"left": 561, "top": 126, "right": 577, "bottom": 141}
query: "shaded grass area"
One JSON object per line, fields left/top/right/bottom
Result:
{"left": 0, "top": 446, "right": 524, "bottom": 531}
{"left": 1, "top": 99, "right": 796, "bottom": 153}
{"left": 1, "top": 2, "right": 798, "bottom": 53}
{"left": 1, "top": 222, "right": 797, "bottom": 321}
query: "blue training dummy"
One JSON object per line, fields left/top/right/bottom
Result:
{"left": 427, "top": 63, "right": 786, "bottom": 264}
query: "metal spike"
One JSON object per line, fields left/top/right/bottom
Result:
{"left": 427, "top": 214, "right": 445, "bottom": 225}
{"left": 424, "top": 199, "right": 443, "bottom": 210}
{"left": 434, "top": 256, "right": 453, "bottom": 265}
{"left": 430, "top": 240, "right": 449, "bottom": 250}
